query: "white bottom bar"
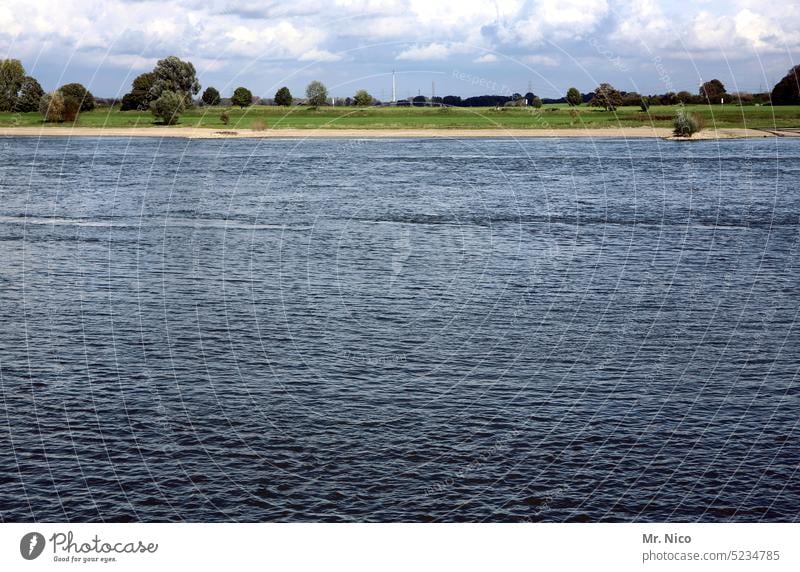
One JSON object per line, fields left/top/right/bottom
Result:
{"left": 1, "top": 523, "right": 797, "bottom": 571}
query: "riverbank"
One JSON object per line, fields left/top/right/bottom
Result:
{"left": 0, "top": 126, "right": 775, "bottom": 139}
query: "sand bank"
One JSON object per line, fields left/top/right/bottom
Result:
{"left": 0, "top": 126, "right": 774, "bottom": 140}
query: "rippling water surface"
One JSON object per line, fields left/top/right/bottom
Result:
{"left": 1, "top": 136, "right": 798, "bottom": 522}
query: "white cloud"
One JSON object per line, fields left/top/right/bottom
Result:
{"left": 0, "top": 0, "right": 798, "bottom": 94}
{"left": 522, "top": 54, "right": 559, "bottom": 67}
{"left": 299, "top": 49, "right": 342, "bottom": 62}
{"left": 396, "top": 43, "right": 454, "bottom": 61}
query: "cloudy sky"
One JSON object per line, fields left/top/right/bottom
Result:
{"left": 0, "top": 0, "right": 797, "bottom": 99}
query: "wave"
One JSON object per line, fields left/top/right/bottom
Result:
{"left": 0, "top": 215, "right": 309, "bottom": 232}
{"left": 349, "top": 213, "right": 800, "bottom": 229}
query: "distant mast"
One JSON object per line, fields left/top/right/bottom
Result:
{"left": 392, "top": 70, "right": 396, "bottom": 104}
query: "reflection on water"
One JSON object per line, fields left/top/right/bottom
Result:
{"left": 0, "top": 136, "right": 798, "bottom": 522}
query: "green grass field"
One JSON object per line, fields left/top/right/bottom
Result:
{"left": 2, "top": 103, "right": 799, "bottom": 130}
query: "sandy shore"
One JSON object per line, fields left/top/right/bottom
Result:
{"left": 0, "top": 126, "right": 774, "bottom": 140}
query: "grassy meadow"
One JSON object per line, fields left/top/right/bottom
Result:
{"left": 1, "top": 103, "right": 799, "bottom": 130}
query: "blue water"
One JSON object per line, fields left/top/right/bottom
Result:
{"left": 0, "top": 136, "right": 798, "bottom": 522}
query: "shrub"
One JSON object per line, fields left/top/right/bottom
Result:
{"left": 232, "top": 87, "right": 252, "bottom": 108}
{"left": 220, "top": 110, "right": 230, "bottom": 125}
{"left": 531, "top": 96, "right": 542, "bottom": 108}
{"left": 250, "top": 118, "right": 267, "bottom": 131}
{"left": 673, "top": 109, "right": 704, "bottom": 138}
{"left": 150, "top": 90, "right": 185, "bottom": 125}
{"left": 62, "top": 95, "right": 81, "bottom": 122}
{"left": 39, "top": 91, "right": 65, "bottom": 122}
{"left": 640, "top": 96, "right": 650, "bottom": 112}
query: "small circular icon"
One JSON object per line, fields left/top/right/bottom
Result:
{"left": 20, "top": 532, "right": 46, "bottom": 560}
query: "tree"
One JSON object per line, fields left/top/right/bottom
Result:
{"left": 699, "top": 79, "right": 726, "bottom": 104}
{"left": 121, "top": 72, "right": 156, "bottom": 111}
{"left": 590, "top": 83, "right": 622, "bottom": 111}
{"left": 531, "top": 96, "right": 542, "bottom": 109}
{"left": 0, "top": 59, "right": 26, "bottom": 111}
{"left": 353, "top": 89, "right": 373, "bottom": 106}
{"left": 150, "top": 90, "right": 185, "bottom": 125}
{"left": 39, "top": 91, "right": 65, "bottom": 122}
{"left": 771, "top": 65, "right": 800, "bottom": 105}
{"left": 201, "top": 86, "right": 221, "bottom": 106}
{"left": 305, "top": 80, "right": 328, "bottom": 107}
{"left": 231, "top": 87, "right": 253, "bottom": 108}
{"left": 149, "top": 56, "right": 200, "bottom": 105}
{"left": 15, "top": 76, "right": 44, "bottom": 112}
{"left": 524, "top": 92, "right": 535, "bottom": 106}
{"left": 412, "top": 95, "right": 427, "bottom": 107}
{"left": 59, "top": 83, "right": 95, "bottom": 112}
{"left": 442, "top": 95, "right": 461, "bottom": 107}
{"left": 676, "top": 91, "right": 692, "bottom": 104}
{"left": 274, "top": 86, "right": 292, "bottom": 106}
{"left": 566, "top": 87, "right": 582, "bottom": 107}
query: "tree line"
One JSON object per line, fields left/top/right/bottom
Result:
{"left": 1, "top": 56, "right": 798, "bottom": 125}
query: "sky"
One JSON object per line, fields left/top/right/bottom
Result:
{"left": 0, "top": 0, "right": 797, "bottom": 99}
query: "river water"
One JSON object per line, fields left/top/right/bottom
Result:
{"left": 0, "top": 136, "right": 798, "bottom": 521}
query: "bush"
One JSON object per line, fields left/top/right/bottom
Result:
{"left": 232, "top": 87, "right": 252, "bottom": 108}
{"left": 150, "top": 90, "right": 185, "bottom": 125}
{"left": 62, "top": 96, "right": 81, "bottom": 122}
{"left": 640, "top": 96, "right": 650, "bottom": 112}
{"left": 531, "top": 96, "right": 542, "bottom": 108}
{"left": 250, "top": 118, "right": 267, "bottom": 131}
{"left": 673, "top": 109, "right": 704, "bottom": 138}
{"left": 220, "top": 110, "right": 230, "bottom": 125}
{"left": 39, "top": 91, "right": 65, "bottom": 122}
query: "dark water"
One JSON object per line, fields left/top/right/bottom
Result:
{"left": 0, "top": 136, "right": 798, "bottom": 522}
